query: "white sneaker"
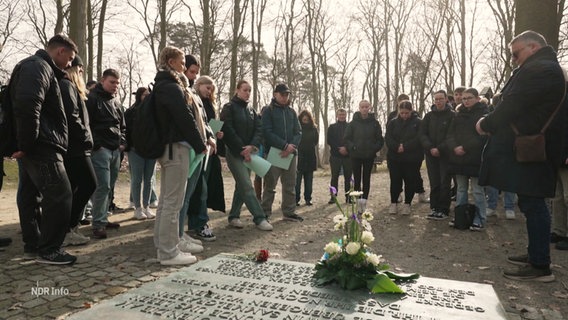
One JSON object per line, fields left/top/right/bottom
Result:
{"left": 418, "top": 193, "right": 429, "bottom": 203}
{"left": 179, "top": 240, "right": 204, "bottom": 254}
{"left": 400, "top": 204, "right": 411, "bottom": 215}
{"left": 182, "top": 233, "right": 202, "bottom": 245}
{"left": 149, "top": 201, "right": 158, "bottom": 209}
{"left": 62, "top": 229, "right": 89, "bottom": 246}
{"left": 128, "top": 202, "right": 135, "bottom": 209}
{"left": 229, "top": 219, "right": 244, "bottom": 228}
{"left": 143, "top": 207, "right": 155, "bottom": 219}
{"left": 388, "top": 203, "right": 397, "bottom": 214}
{"left": 256, "top": 220, "right": 273, "bottom": 231}
{"left": 486, "top": 208, "right": 495, "bottom": 217}
{"left": 505, "top": 210, "right": 516, "bottom": 220}
{"left": 160, "top": 252, "right": 197, "bottom": 265}
{"left": 133, "top": 208, "right": 146, "bottom": 220}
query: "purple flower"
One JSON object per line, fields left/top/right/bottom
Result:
{"left": 351, "top": 213, "right": 360, "bottom": 223}
{"left": 329, "top": 186, "right": 337, "bottom": 196}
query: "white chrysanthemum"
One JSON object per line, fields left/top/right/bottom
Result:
{"left": 362, "top": 210, "right": 374, "bottom": 221}
{"left": 361, "top": 220, "right": 372, "bottom": 231}
{"left": 334, "top": 222, "right": 344, "bottom": 230}
{"left": 346, "top": 242, "right": 361, "bottom": 255}
{"left": 348, "top": 191, "right": 363, "bottom": 197}
{"left": 366, "top": 253, "right": 382, "bottom": 266}
{"left": 324, "top": 242, "right": 341, "bottom": 255}
{"left": 333, "top": 214, "right": 347, "bottom": 224}
{"left": 361, "top": 231, "right": 375, "bottom": 245}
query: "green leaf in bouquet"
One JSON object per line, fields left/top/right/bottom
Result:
{"left": 368, "top": 273, "right": 405, "bottom": 294}
{"left": 383, "top": 270, "right": 420, "bottom": 281}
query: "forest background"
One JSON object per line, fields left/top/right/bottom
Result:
{"left": 0, "top": 0, "right": 565, "bottom": 164}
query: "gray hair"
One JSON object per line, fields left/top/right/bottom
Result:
{"left": 510, "top": 30, "right": 547, "bottom": 47}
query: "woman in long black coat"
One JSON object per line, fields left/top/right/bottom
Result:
{"left": 295, "top": 110, "right": 318, "bottom": 205}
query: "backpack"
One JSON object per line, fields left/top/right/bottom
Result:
{"left": 0, "top": 83, "right": 17, "bottom": 158}
{"left": 132, "top": 84, "right": 166, "bottom": 159}
{"left": 453, "top": 204, "right": 477, "bottom": 230}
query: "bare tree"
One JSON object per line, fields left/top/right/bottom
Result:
{"left": 0, "top": 0, "right": 24, "bottom": 80}
{"left": 117, "top": 41, "right": 144, "bottom": 107}
{"left": 515, "top": 0, "right": 561, "bottom": 50}
{"left": 228, "top": 0, "right": 249, "bottom": 94}
{"left": 250, "top": 0, "right": 267, "bottom": 111}
{"left": 486, "top": 0, "right": 515, "bottom": 90}
{"left": 69, "top": 0, "right": 87, "bottom": 72}
{"left": 26, "top": 0, "right": 68, "bottom": 48}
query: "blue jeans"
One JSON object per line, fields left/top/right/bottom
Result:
{"left": 485, "top": 186, "right": 515, "bottom": 210}
{"left": 226, "top": 151, "right": 267, "bottom": 224}
{"left": 128, "top": 150, "right": 157, "bottom": 208}
{"left": 456, "top": 175, "right": 487, "bottom": 226}
{"left": 90, "top": 147, "right": 121, "bottom": 228}
{"left": 517, "top": 195, "right": 551, "bottom": 267}
{"left": 295, "top": 170, "right": 314, "bottom": 203}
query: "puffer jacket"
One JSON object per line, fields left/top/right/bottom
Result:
{"left": 10, "top": 49, "right": 68, "bottom": 159}
{"left": 86, "top": 83, "right": 125, "bottom": 151}
{"left": 419, "top": 104, "right": 454, "bottom": 156}
{"left": 446, "top": 102, "right": 488, "bottom": 176}
{"left": 153, "top": 70, "right": 206, "bottom": 153}
{"left": 262, "top": 98, "right": 301, "bottom": 153}
{"left": 385, "top": 112, "right": 423, "bottom": 163}
{"left": 344, "top": 112, "right": 384, "bottom": 159}
{"left": 220, "top": 95, "right": 262, "bottom": 158}
{"left": 60, "top": 78, "right": 93, "bottom": 157}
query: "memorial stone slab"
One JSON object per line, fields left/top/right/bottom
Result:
{"left": 68, "top": 253, "right": 507, "bottom": 319}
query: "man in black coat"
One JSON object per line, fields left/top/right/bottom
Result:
{"left": 9, "top": 34, "right": 78, "bottom": 264}
{"left": 327, "top": 108, "right": 352, "bottom": 203}
{"left": 476, "top": 30, "right": 565, "bottom": 282}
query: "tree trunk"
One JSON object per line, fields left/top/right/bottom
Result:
{"left": 514, "top": 0, "right": 559, "bottom": 49}
{"left": 69, "top": 0, "right": 87, "bottom": 76}
{"left": 96, "top": 0, "right": 108, "bottom": 80}
{"left": 87, "top": 0, "right": 94, "bottom": 81}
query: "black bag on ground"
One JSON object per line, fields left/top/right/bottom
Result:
{"left": 453, "top": 204, "right": 476, "bottom": 230}
{"left": 132, "top": 85, "right": 165, "bottom": 159}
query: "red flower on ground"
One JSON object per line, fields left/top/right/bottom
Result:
{"left": 255, "top": 249, "right": 269, "bottom": 262}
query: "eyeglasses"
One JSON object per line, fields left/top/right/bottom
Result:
{"left": 511, "top": 46, "right": 528, "bottom": 59}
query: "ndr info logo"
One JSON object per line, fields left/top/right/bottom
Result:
{"left": 31, "top": 281, "right": 69, "bottom": 297}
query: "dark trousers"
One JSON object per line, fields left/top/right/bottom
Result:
{"left": 64, "top": 156, "right": 96, "bottom": 230}
{"left": 295, "top": 170, "right": 314, "bottom": 203}
{"left": 416, "top": 162, "right": 426, "bottom": 193}
{"left": 17, "top": 156, "right": 72, "bottom": 255}
{"left": 351, "top": 157, "right": 374, "bottom": 199}
{"left": 330, "top": 155, "right": 352, "bottom": 199}
{"left": 388, "top": 160, "right": 421, "bottom": 204}
{"left": 518, "top": 195, "right": 551, "bottom": 267}
{"left": 425, "top": 155, "right": 451, "bottom": 213}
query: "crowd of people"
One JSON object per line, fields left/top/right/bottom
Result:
{"left": 0, "top": 30, "right": 567, "bottom": 283}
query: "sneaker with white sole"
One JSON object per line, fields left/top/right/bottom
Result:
{"left": 178, "top": 240, "right": 204, "bottom": 254}
{"left": 256, "top": 220, "right": 273, "bottom": 231}
{"left": 160, "top": 252, "right": 197, "bottom": 266}
{"left": 149, "top": 200, "right": 158, "bottom": 209}
{"left": 133, "top": 208, "right": 146, "bottom": 220}
{"left": 505, "top": 210, "right": 516, "bottom": 220}
{"left": 195, "top": 224, "right": 216, "bottom": 241}
{"left": 143, "top": 207, "right": 155, "bottom": 219}
{"left": 229, "top": 218, "right": 244, "bottom": 228}
{"left": 182, "top": 233, "right": 202, "bottom": 245}
{"left": 128, "top": 202, "right": 135, "bottom": 209}
{"left": 388, "top": 203, "right": 397, "bottom": 214}
{"left": 36, "top": 249, "right": 77, "bottom": 265}
{"left": 400, "top": 204, "right": 411, "bottom": 215}
{"left": 62, "top": 228, "right": 90, "bottom": 247}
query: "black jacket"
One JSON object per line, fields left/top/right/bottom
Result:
{"left": 479, "top": 46, "right": 565, "bottom": 197}
{"left": 344, "top": 112, "right": 384, "bottom": 159}
{"left": 153, "top": 70, "right": 206, "bottom": 153}
{"left": 419, "top": 104, "right": 454, "bottom": 157}
{"left": 220, "top": 96, "right": 262, "bottom": 158}
{"left": 60, "top": 78, "right": 93, "bottom": 157}
{"left": 86, "top": 83, "right": 125, "bottom": 151}
{"left": 446, "top": 102, "right": 488, "bottom": 176}
{"left": 10, "top": 49, "right": 68, "bottom": 159}
{"left": 327, "top": 120, "right": 349, "bottom": 158}
{"left": 297, "top": 124, "right": 318, "bottom": 171}
{"left": 385, "top": 112, "right": 423, "bottom": 163}
{"left": 262, "top": 98, "right": 301, "bottom": 153}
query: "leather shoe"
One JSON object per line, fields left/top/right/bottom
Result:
{"left": 106, "top": 222, "right": 120, "bottom": 229}
{"left": 556, "top": 239, "right": 568, "bottom": 251}
{"left": 92, "top": 228, "right": 107, "bottom": 239}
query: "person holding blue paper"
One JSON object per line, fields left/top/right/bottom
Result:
{"left": 261, "top": 83, "right": 304, "bottom": 222}
{"left": 220, "top": 80, "right": 273, "bottom": 231}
